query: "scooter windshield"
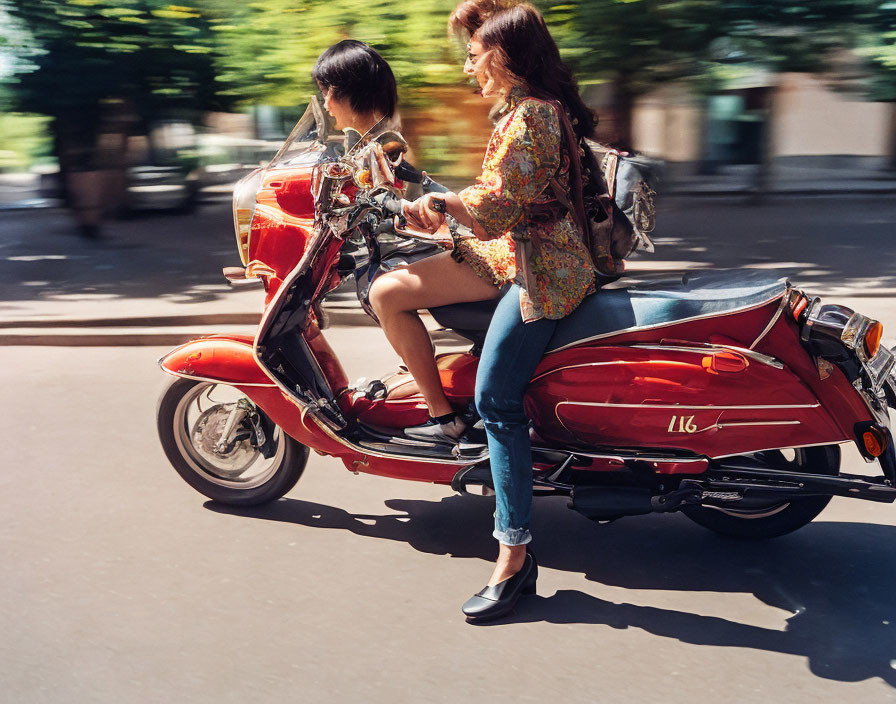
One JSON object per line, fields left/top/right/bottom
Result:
{"left": 266, "top": 96, "right": 340, "bottom": 171}
{"left": 232, "top": 96, "right": 338, "bottom": 265}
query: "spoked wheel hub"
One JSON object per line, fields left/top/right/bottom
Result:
{"left": 157, "top": 377, "right": 309, "bottom": 505}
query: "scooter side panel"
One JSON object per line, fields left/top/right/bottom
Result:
{"left": 527, "top": 343, "right": 847, "bottom": 459}
{"left": 753, "top": 314, "right": 875, "bottom": 439}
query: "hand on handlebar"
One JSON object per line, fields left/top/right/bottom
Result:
{"left": 402, "top": 193, "right": 447, "bottom": 234}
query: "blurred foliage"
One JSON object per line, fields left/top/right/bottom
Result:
{"left": 2, "top": 1, "right": 230, "bottom": 127}
{"left": 208, "top": 0, "right": 462, "bottom": 108}
{"left": 858, "top": 1, "right": 896, "bottom": 100}
{"left": 1, "top": 0, "right": 896, "bottom": 171}
{"left": 5, "top": 0, "right": 896, "bottom": 114}
{"left": 0, "top": 113, "right": 52, "bottom": 171}
{"left": 550, "top": 1, "right": 896, "bottom": 95}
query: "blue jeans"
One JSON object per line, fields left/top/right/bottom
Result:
{"left": 474, "top": 285, "right": 558, "bottom": 546}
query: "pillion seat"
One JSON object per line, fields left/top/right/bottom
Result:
{"left": 427, "top": 270, "right": 789, "bottom": 352}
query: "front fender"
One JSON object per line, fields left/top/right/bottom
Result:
{"left": 158, "top": 335, "right": 275, "bottom": 387}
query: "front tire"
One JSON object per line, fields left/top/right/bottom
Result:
{"left": 683, "top": 445, "right": 841, "bottom": 539}
{"left": 157, "top": 377, "right": 309, "bottom": 506}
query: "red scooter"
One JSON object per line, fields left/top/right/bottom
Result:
{"left": 157, "top": 97, "right": 896, "bottom": 539}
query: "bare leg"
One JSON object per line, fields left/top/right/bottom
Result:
{"left": 489, "top": 543, "right": 527, "bottom": 586}
{"left": 369, "top": 252, "right": 500, "bottom": 417}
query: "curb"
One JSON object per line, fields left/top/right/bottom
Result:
{"left": 0, "top": 305, "right": 377, "bottom": 347}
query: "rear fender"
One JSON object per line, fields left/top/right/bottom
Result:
{"left": 158, "top": 335, "right": 275, "bottom": 387}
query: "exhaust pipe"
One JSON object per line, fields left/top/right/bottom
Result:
{"left": 570, "top": 485, "right": 701, "bottom": 522}
{"left": 570, "top": 487, "right": 653, "bottom": 521}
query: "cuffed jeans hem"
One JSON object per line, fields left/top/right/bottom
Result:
{"left": 493, "top": 527, "right": 532, "bottom": 546}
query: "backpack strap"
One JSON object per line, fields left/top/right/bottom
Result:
{"left": 545, "top": 100, "right": 589, "bottom": 240}
{"left": 602, "top": 151, "right": 619, "bottom": 199}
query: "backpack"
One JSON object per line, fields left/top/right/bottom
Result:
{"left": 580, "top": 140, "right": 657, "bottom": 277}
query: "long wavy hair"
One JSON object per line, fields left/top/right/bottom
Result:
{"left": 449, "top": 1, "right": 596, "bottom": 141}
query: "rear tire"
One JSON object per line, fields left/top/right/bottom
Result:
{"left": 683, "top": 445, "right": 841, "bottom": 539}
{"left": 157, "top": 377, "right": 309, "bottom": 506}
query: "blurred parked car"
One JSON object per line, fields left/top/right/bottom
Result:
{"left": 38, "top": 120, "right": 280, "bottom": 216}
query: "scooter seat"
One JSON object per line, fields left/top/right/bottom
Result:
{"left": 546, "top": 269, "right": 788, "bottom": 353}
{"left": 428, "top": 295, "right": 504, "bottom": 346}
{"left": 429, "top": 270, "right": 787, "bottom": 352}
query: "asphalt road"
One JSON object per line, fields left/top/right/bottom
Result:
{"left": 3, "top": 331, "right": 896, "bottom": 703}
{"left": 3, "top": 195, "right": 896, "bottom": 701}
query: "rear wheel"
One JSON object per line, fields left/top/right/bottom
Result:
{"left": 683, "top": 445, "right": 841, "bottom": 539}
{"left": 157, "top": 377, "right": 309, "bottom": 505}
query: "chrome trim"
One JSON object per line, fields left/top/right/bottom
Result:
{"left": 532, "top": 344, "right": 784, "bottom": 385}
{"left": 530, "top": 361, "right": 632, "bottom": 384}
{"left": 555, "top": 401, "right": 820, "bottom": 411}
{"left": 546, "top": 291, "right": 787, "bottom": 355}
{"left": 749, "top": 286, "right": 791, "bottom": 350}
{"left": 715, "top": 420, "right": 801, "bottom": 428}
{"left": 856, "top": 386, "right": 890, "bottom": 429}
{"left": 572, "top": 450, "right": 709, "bottom": 465}
{"left": 630, "top": 343, "right": 783, "bottom": 369}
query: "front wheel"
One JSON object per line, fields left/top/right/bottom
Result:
{"left": 683, "top": 445, "right": 841, "bottom": 539}
{"left": 157, "top": 377, "right": 309, "bottom": 505}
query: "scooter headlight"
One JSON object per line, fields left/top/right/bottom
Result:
{"left": 232, "top": 168, "right": 264, "bottom": 266}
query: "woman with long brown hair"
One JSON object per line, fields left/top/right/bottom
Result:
{"left": 368, "top": 0, "right": 596, "bottom": 620}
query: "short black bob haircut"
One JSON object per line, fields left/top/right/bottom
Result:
{"left": 312, "top": 40, "right": 397, "bottom": 119}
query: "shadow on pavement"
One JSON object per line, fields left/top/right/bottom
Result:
{"left": 3, "top": 195, "right": 896, "bottom": 311}
{"left": 632, "top": 195, "right": 896, "bottom": 296}
{"left": 0, "top": 206, "right": 238, "bottom": 306}
{"left": 207, "top": 493, "right": 896, "bottom": 686}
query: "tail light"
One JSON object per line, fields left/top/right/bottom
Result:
{"left": 864, "top": 321, "right": 883, "bottom": 360}
{"left": 856, "top": 422, "right": 889, "bottom": 458}
{"left": 801, "top": 302, "right": 884, "bottom": 362}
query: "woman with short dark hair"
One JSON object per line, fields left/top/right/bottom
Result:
{"left": 312, "top": 39, "right": 398, "bottom": 134}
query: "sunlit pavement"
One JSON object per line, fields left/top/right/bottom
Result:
{"left": 3, "top": 195, "right": 896, "bottom": 351}
{"left": 2, "top": 197, "right": 896, "bottom": 701}
{"left": 2, "top": 341, "right": 895, "bottom": 703}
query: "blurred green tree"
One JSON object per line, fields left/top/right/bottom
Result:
{"left": 208, "top": 0, "right": 462, "bottom": 110}
{"left": 1, "top": 0, "right": 229, "bottom": 223}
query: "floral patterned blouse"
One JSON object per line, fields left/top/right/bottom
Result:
{"left": 457, "top": 90, "right": 594, "bottom": 322}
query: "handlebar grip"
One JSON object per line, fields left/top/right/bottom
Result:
{"left": 429, "top": 197, "right": 447, "bottom": 214}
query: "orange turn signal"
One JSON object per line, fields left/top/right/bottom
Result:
{"left": 863, "top": 321, "right": 883, "bottom": 359}
{"left": 862, "top": 427, "right": 887, "bottom": 457}
{"left": 702, "top": 352, "right": 748, "bottom": 374}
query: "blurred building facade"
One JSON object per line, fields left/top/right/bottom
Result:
{"left": 629, "top": 73, "right": 896, "bottom": 177}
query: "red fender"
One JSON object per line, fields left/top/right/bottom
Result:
{"left": 158, "top": 334, "right": 274, "bottom": 387}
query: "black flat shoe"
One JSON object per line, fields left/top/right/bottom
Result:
{"left": 461, "top": 553, "right": 537, "bottom": 622}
